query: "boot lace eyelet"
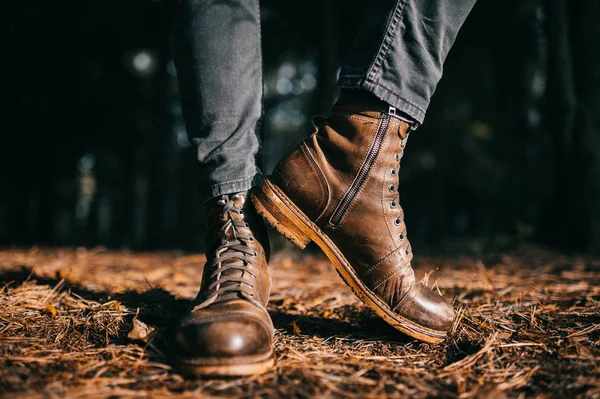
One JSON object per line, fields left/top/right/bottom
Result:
{"left": 390, "top": 201, "right": 397, "bottom": 209}
{"left": 405, "top": 249, "right": 409, "bottom": 254}
{"left": 245, "top": 222, "right": 249, "bottom": 228}
{"left": 248, "top": 237, "right": 254, "bottom": 242}
{"left": 399, "top": 234, "right": 404, "bottom": 240}
{"left": 390, "top": 169, "right": 396, "bottom": 176}
{"left": 395, "top": 153, "right": 400, "bottom": 161}
{"left": 394, "top": 218, "right": 401, "bottom": 226}
{"left": 389, "top": 185, "right": 395, "bottom": 192}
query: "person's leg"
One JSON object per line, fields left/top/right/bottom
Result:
{"left": 251, "top": 0, "right": 477, "bottom": 343}
{"left": 174, "top": 0, "right": 263, "bottom": 200}
{"left": 172, "top": 0, "right": 274, "bottom": 377}
{"left": 339, "top": 0, "right": 477, "bottom": 124}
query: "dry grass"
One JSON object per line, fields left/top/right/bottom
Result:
{"left": 0, "top": 245, "right": 599, "bottom": 398}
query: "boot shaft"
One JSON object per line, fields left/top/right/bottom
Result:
{"left": 270, "top": 97, "right": 413, "bottom": 274}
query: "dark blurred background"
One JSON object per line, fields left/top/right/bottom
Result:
{"left": 1, "top": 0, "right": 599, "bottom": 254}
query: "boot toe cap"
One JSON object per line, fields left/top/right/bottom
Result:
{"left": 394, "top": 282, "right": 455, "bottom": 333}
{"left": 175, "top": 318, "right": 272, "bottom": 359}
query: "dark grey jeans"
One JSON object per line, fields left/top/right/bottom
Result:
{"left": 174, "top": 0, "right": 477, "bottom": 200}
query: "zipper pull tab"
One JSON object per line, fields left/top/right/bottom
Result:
{"left": 389, "top": 104, "right": 419, "bottom": 132}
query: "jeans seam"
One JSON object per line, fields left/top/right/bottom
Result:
{"left": 365, "top": 0, "right": 409, "bottom": 84}
{"left": 255, "top": 0, "right": 265, "bottom": 159}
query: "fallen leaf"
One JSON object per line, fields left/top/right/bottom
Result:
{"left": 291, "top": 320, "right": 301, "bottom": 334}
{"left": 43, "top": 304, "right": 57, "bottom": 317}
{"left": 128, "top": 318, "right": 156, "bottom": 341}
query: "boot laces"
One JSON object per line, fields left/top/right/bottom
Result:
{"left": 390, "top": 134, "right": 411, "bottom": 255}
{"left": 201, "top": 194, "right": 259, "bottom": 305}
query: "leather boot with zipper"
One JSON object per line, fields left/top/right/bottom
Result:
{"left": 173, "top": 192, "right": 274, "bottom": 376}
{"left": 251, "top": 92, "right": 454, "bottom": 343}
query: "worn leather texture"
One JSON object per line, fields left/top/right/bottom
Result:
{"left": 174, "top": 193, "right": 274, "bottom": 363}
{"left": 270, "top": 95, "right": 454, "bottom": 333}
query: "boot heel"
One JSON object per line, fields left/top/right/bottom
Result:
{"left": 251, "top": 179, "right": 312, "bottom": 249}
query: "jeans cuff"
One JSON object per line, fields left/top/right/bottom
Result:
{"left": 199, "top": 172, "right": 263, "bottom": 203}
{"left": 337, "top": 77, "right": 427, "bottom": 124}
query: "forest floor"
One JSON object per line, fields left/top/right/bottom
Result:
{"left": 0, "top": 244, "right": 599, "bottom": 398}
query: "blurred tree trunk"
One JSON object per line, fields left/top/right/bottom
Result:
{"left": 316, "top": 0, "right": 339, "bottom": 114}
{"left": 544, "top": 0, "right": 600, "bottom": 253}
{"left": 570, "top": 0, "right": 600, "bottom": 253}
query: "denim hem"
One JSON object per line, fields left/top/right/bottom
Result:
{"left": 199, "top": 172, "right": 263, "bottom": 203}
{"left": 337, "top": 77, "right": 426, "bottom": 124}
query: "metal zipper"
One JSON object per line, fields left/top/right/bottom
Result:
{"left": 329, "top": 106, "right": 395, "bottom": 227}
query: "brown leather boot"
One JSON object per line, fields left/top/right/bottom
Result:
{"left": 252, "top": 94, "right": 454, "bottom": 343}
{"left": 173, "top": 192, "right": 274, "bottom": 376}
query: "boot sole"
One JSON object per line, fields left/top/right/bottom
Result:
{"left": 175, "top": 352, "right": 275, "bottom": 377}
{"left": 252, "top": 178, "right": 446, "bottom": 344}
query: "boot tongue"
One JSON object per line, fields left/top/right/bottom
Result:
{"left": 205, "top": 193, "right": 247, "bottom": 241}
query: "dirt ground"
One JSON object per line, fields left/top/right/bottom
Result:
{"left": 0, "top": 244, "right": 599, "bottom": 398}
